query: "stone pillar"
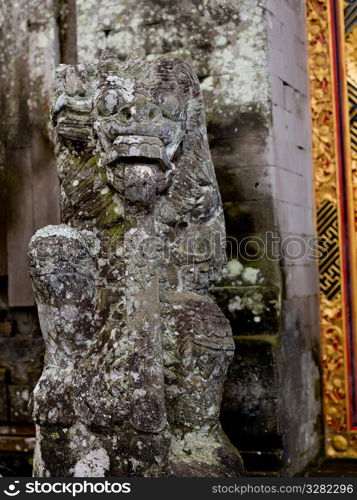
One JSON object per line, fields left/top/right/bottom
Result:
{"left": 266, "top": 0, "right": 321, "bottom": 475}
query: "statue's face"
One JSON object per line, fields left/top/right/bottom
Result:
{"left": 52, "top": 54, "right": 206, "bottom": 213}
{"left": 93, "top": 76, "right": 185, "bottom": 206}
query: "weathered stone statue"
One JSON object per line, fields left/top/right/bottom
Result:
{"left": 28, "top": 49, "right": 243, "bottom": 477}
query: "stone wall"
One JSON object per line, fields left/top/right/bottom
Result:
{"left": 220, "top": 0, "right": 321, "bottom": 475}
{"left": 266, "top": 0, "right": 322, "bottom": 475}
{"left": 0, "top": 0, "right": 75, "bottom": 475}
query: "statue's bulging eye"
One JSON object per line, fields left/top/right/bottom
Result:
{"left": 96, "top": 89, "right": 121, "bottom": 116}
{"left": 159, "top": 94, "right": 181, "bottom": 120}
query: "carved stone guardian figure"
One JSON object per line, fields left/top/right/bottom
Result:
{"left": 28, "top": 49, "right": 243, "bottom": 477}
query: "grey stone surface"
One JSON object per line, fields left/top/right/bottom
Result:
{"left": 8, "top": 385, "right": 31, "bottom": 422}
{"left": 0, "top": 2, "right": 59, "bottom": 472}
{"left": 212, "top": 286, "right": 280, "bottom": 335}
{"left": 266, "top": 0, "right": 321, "bottom": 475}
{"left": 223, "top": 335, "right": 279, "bottom": 408}
{"left": 28, "top": 50, "right": 243, "bottom": 477}
{"left": 0, "top": 0, "right": 61, "bottom": 307}
{"left": 0, "top": 368, "right": 8, "bottom": 421}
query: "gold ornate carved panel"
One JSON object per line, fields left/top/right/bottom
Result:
{"left": 307, "top": 0, "right": 357, "bottom": 457}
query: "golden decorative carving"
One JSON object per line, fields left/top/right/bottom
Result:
{"left": 307, "top": 2, "right": 337, "bottom": 196}
{"left": 331, "top": 434, "right": 349, "bottom": 452}
{"left": 307, "top": 0, "right": 357, "bottom": 458}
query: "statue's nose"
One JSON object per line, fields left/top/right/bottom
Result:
{"left": 119, "top": 95, "right": 161, "bottom": 122}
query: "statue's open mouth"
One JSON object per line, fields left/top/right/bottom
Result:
{"left": 107, "top": 136, "right": 170, "bottom": 170}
